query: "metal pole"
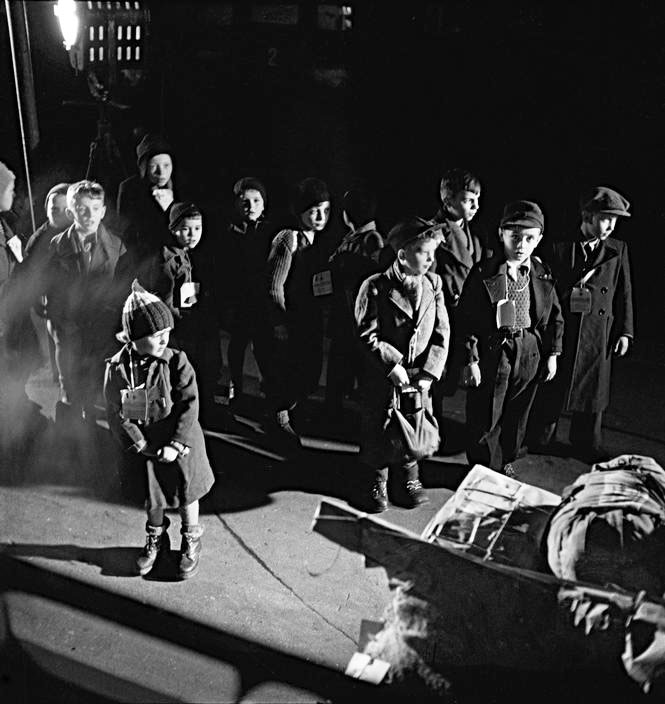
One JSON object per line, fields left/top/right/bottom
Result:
{"left": 19, "top": 0, "right": 40, "bottom": 150}
{"left": 4, "top": 0, "right": 36, "bottom": 232}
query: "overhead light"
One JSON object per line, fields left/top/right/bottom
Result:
{"left": 54, "top": 0, "right": 80, "bottom": 51}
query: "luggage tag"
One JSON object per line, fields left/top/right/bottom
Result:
{"left": 120, "top": 388, "right": 149, "bottom": 422}
{"left": 496, "top": 298, "right": 516, "bottom": 329}
{"left": 180, "top": 281, "right": 200, "bottom": 308}
{"left": 312, "top": 269, "right": 333, "bottom": 297}
{"left": 570, "top": 286, "right": 592, "bottom": 314}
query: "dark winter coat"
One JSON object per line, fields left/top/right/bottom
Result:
{"left": 458, "top": 254, "right": 564, "bottom": 366}
{"left": 24, "top": 221, "right": 63, "bottom": 313}
{"left": 543, "top": 237, "right": 633, "bottom": 413}
{"left": 142, "top": 244, "right": 193, "bottom": 320}
{"left": 45, "top": 223, "right": 126, "bottom": 328}
{"left": 355, "top": 262, "right": 450, "bottom": 391}
{"left": 116, "top": 174, "right": 175, "bottom": 256}
{"left": 430, "top": 212, "right": 487, "bottom": 309}
{"left": 104, "top": 345, "right": 214, "bottom": 508}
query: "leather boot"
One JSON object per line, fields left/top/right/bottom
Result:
{"left": 178, "top": 524, "right": 204, "bottom": 580}
{"left": 392, "top": 463, "right": 429, "bottom": 509}
{"left": 366, "top": 478, "right": 388, "bottom": 513}
{"left": 136, "top": 517, "right": 171, "bottom": 576}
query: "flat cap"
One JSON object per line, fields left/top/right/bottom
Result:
{"left": 500, "top": 200, "right": 545, "bottom": 230}
{"left": 387, "top": 215, "right": 442, "bottom": 251}
{"left": 580, "top": 186, "right": 631, "bottom": 217}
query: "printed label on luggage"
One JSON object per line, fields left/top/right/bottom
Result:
{"left": 180, "top": 281, "right": 200, "bottom": 308}
{"left": 312, "top": 269, "right": 333, "bottom": 296}
{"left": 570, "top": 286, "right": 592, "bottom": 314}
{"left": 496, "top": 298, "right": 516, "bottom": 329}
{"left": 121, "top": 388, "right": 149, "bottom": 421}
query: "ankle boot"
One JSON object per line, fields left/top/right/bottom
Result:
{"left": 178, "top": 524, "right": 204, "bottom": 580}
{"left": 366, "top": 478, "right": 388, "bottom": 513}
{"left": 392, "top": 463, "right": 429, "bottom": 509}
{"left": 136, "top": 516, "right": 171, "bottom": 575}
{"left": 273, "top": 410, "right": 302, "bottom": 449}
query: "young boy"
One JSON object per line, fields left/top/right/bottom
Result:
{"left": 116, "top": 134, "right": 178, "bottom": 258}
{"left": 431, "top": 168, "right": 488, "bottom": 415}
{"left": 355, "top": 216, "right": 450, "bottom": 512}
{"left": 260, "top": 177, "right": 332, "bottom": 448}
{"left": 458, "top": 201, "right": 563, "bottom": 475}
{"left": 326, "top": 184, "right": 385, "bottom": 416}
{"left": 24, "top": 183, "right": 71, "bottom": 380}
{"left": 223, "top": 177, "right": 274, "bottom": 396}
{"left": 529, "top": 186, "right": 633, "bottom": 462}
{"left": 141, "top": 202, "right": 221, "bottom": 418}
{"left": 45, "top": 180, "right": 126, "bottom": 421}
{"left": 104, "top": 281, "right": 215, "bottom": 579}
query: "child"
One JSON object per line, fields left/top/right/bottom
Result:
{"left": 458, "top": 200, "right": 563, "bottom": 475}
{"left": 355, "top": 216, "right": 450, "bottom": 512}
{"left": 223, "top": 177, "right": 274, "bottom": 396}
{"left": 260, "top": 177, "right": 332, "bottom": 447}
{"left": 104, "top": 281, "right": 215, "bottom": 579}
{"left": 529, "top": 186, "right": 633, "bottom": 462}
{"left": 142, "top": 201, "right": 221, "bottom": 418}
{"left": 24, "top": 183, "right": 71, "bottom": 381}
{"left": 326, "top": 184, "right": 385, "bottom": 416}
{"left": 431, "top": 168, "right": 489, "bottom": 415}
{"left": 117, "top": 134, "right": 178, "bottom": 259}
{"left": 45, "top": 180, "right": 126, "bottom": 421}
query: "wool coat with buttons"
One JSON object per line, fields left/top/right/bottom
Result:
{"left": 104, "top": 345, "right": 214, "bottom": 508}
{"left": 542, "top": 237, "right": 634, "bottom": 413}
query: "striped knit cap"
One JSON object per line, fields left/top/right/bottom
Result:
{"left": 121, "top": 279, "right": 174, "bottom": 341}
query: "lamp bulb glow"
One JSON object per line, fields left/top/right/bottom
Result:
{"left": 54, "top": 0, "right": 80, "bottom": 51}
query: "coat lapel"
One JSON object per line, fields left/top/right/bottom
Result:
{"left": 415, "top": 276, "right": 435, "bottom": 326}
{"left": 530, "top": 260, "right": 554, "bottom": 326}
{"left": 482, "top": 268, "right": 506, "bottom": 305}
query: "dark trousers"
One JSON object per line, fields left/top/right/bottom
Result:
{"left": 466, "top": 332, "right": 541, "bottom": 471}
{"left": 258, "top": 319, "right": 323, "bottom": 415}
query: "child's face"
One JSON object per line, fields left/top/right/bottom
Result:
{"left": 587, "top": 213, "right": 618, "bottom": 241}
{"left": 132, "top": 328, "right": 171, "bottom": 357}
{"left": 398, "top": 238, "right": 438, "bottom": 276}
{"left": 499, "top": 227, "right": 543, "bottom": 263}
{"left": 237, "top": 189, "right": 265, "bottom": 222}
{"left": 68, "top": 195, "right": 106, "bottom": 235}
{"left": 47, "top": 193, "right": 70, "bottom": 230}
{"left": 172, "top": 216, "right": 203, "bottom": 249}
{"left": 147, "top": 154, "right": 173, "bottom": 187}
{"left": 0, "top": 180, "right": 15, "bottom": 212}
{"left": 446, "top": 189, "right": 480, "bottom": 222}
{"left": 300, "top": 201, "right": 330, "bottom": 232}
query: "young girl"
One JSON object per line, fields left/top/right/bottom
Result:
{"left": 104, "top": 280, "right": 215, "bottom": 579}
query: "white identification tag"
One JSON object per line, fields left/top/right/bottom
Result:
{"left": 312, "top": 270, "right": 333, "bottom": 297}
{"left": 180, "top": 281, "right": 200, "bottom": 308}
{"left": 120, "top": 388, "right": 149, "bottom": 421}
{"left": 496, "top": 298, "right": 516, "bottom": 329}
{"left": 345, "top": 652, "right": 390, "bottom": 684}
{"left": 7, "top": 235, "right": 23, "bottom": 263}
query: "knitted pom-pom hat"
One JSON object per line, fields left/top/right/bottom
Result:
{"left": 121, "top": 279, "right": 174, "bottom": 342}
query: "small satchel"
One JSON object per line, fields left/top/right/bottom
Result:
{"left": 383, "top": 386, "right": 441, "bottom": 464}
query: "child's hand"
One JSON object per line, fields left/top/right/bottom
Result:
{"left": 388, "top": 364, "right": 410, "bottom": 387}
{"left": 274, "top": 324, "right": 288, "bottom": 342}
{"left": 157, "top": 445, "right": 179, "bottom": 463}
{"left": 614, "top": 335, "right": 630, "bottom": 357}
{"left": 462, "top": 363, "right": 481, "bottom": 388}
{"left": 412, "top": 372, "right": 434, "bottom": 392}
{"left": 543, "top": 354, "right": 557, "bottom": 381}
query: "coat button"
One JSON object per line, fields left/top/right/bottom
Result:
{"left": 601, "top": 286, "right": 608, "bottom": 294}
{"left": 599, "top": 309, "right": 605, "bottom": 315}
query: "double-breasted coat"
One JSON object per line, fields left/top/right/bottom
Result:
{"left": 104, "top": 345, "right": 215, "bottom": 508}
{"left": 355, "top": 262, "right": 450, "bottom": 467}
{"left": 542, "top": 237, "right": 633, "bottom": 413}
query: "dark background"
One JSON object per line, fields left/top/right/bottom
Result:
{"left": 1, "top": 1, "right": 664, "bottom": 339}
